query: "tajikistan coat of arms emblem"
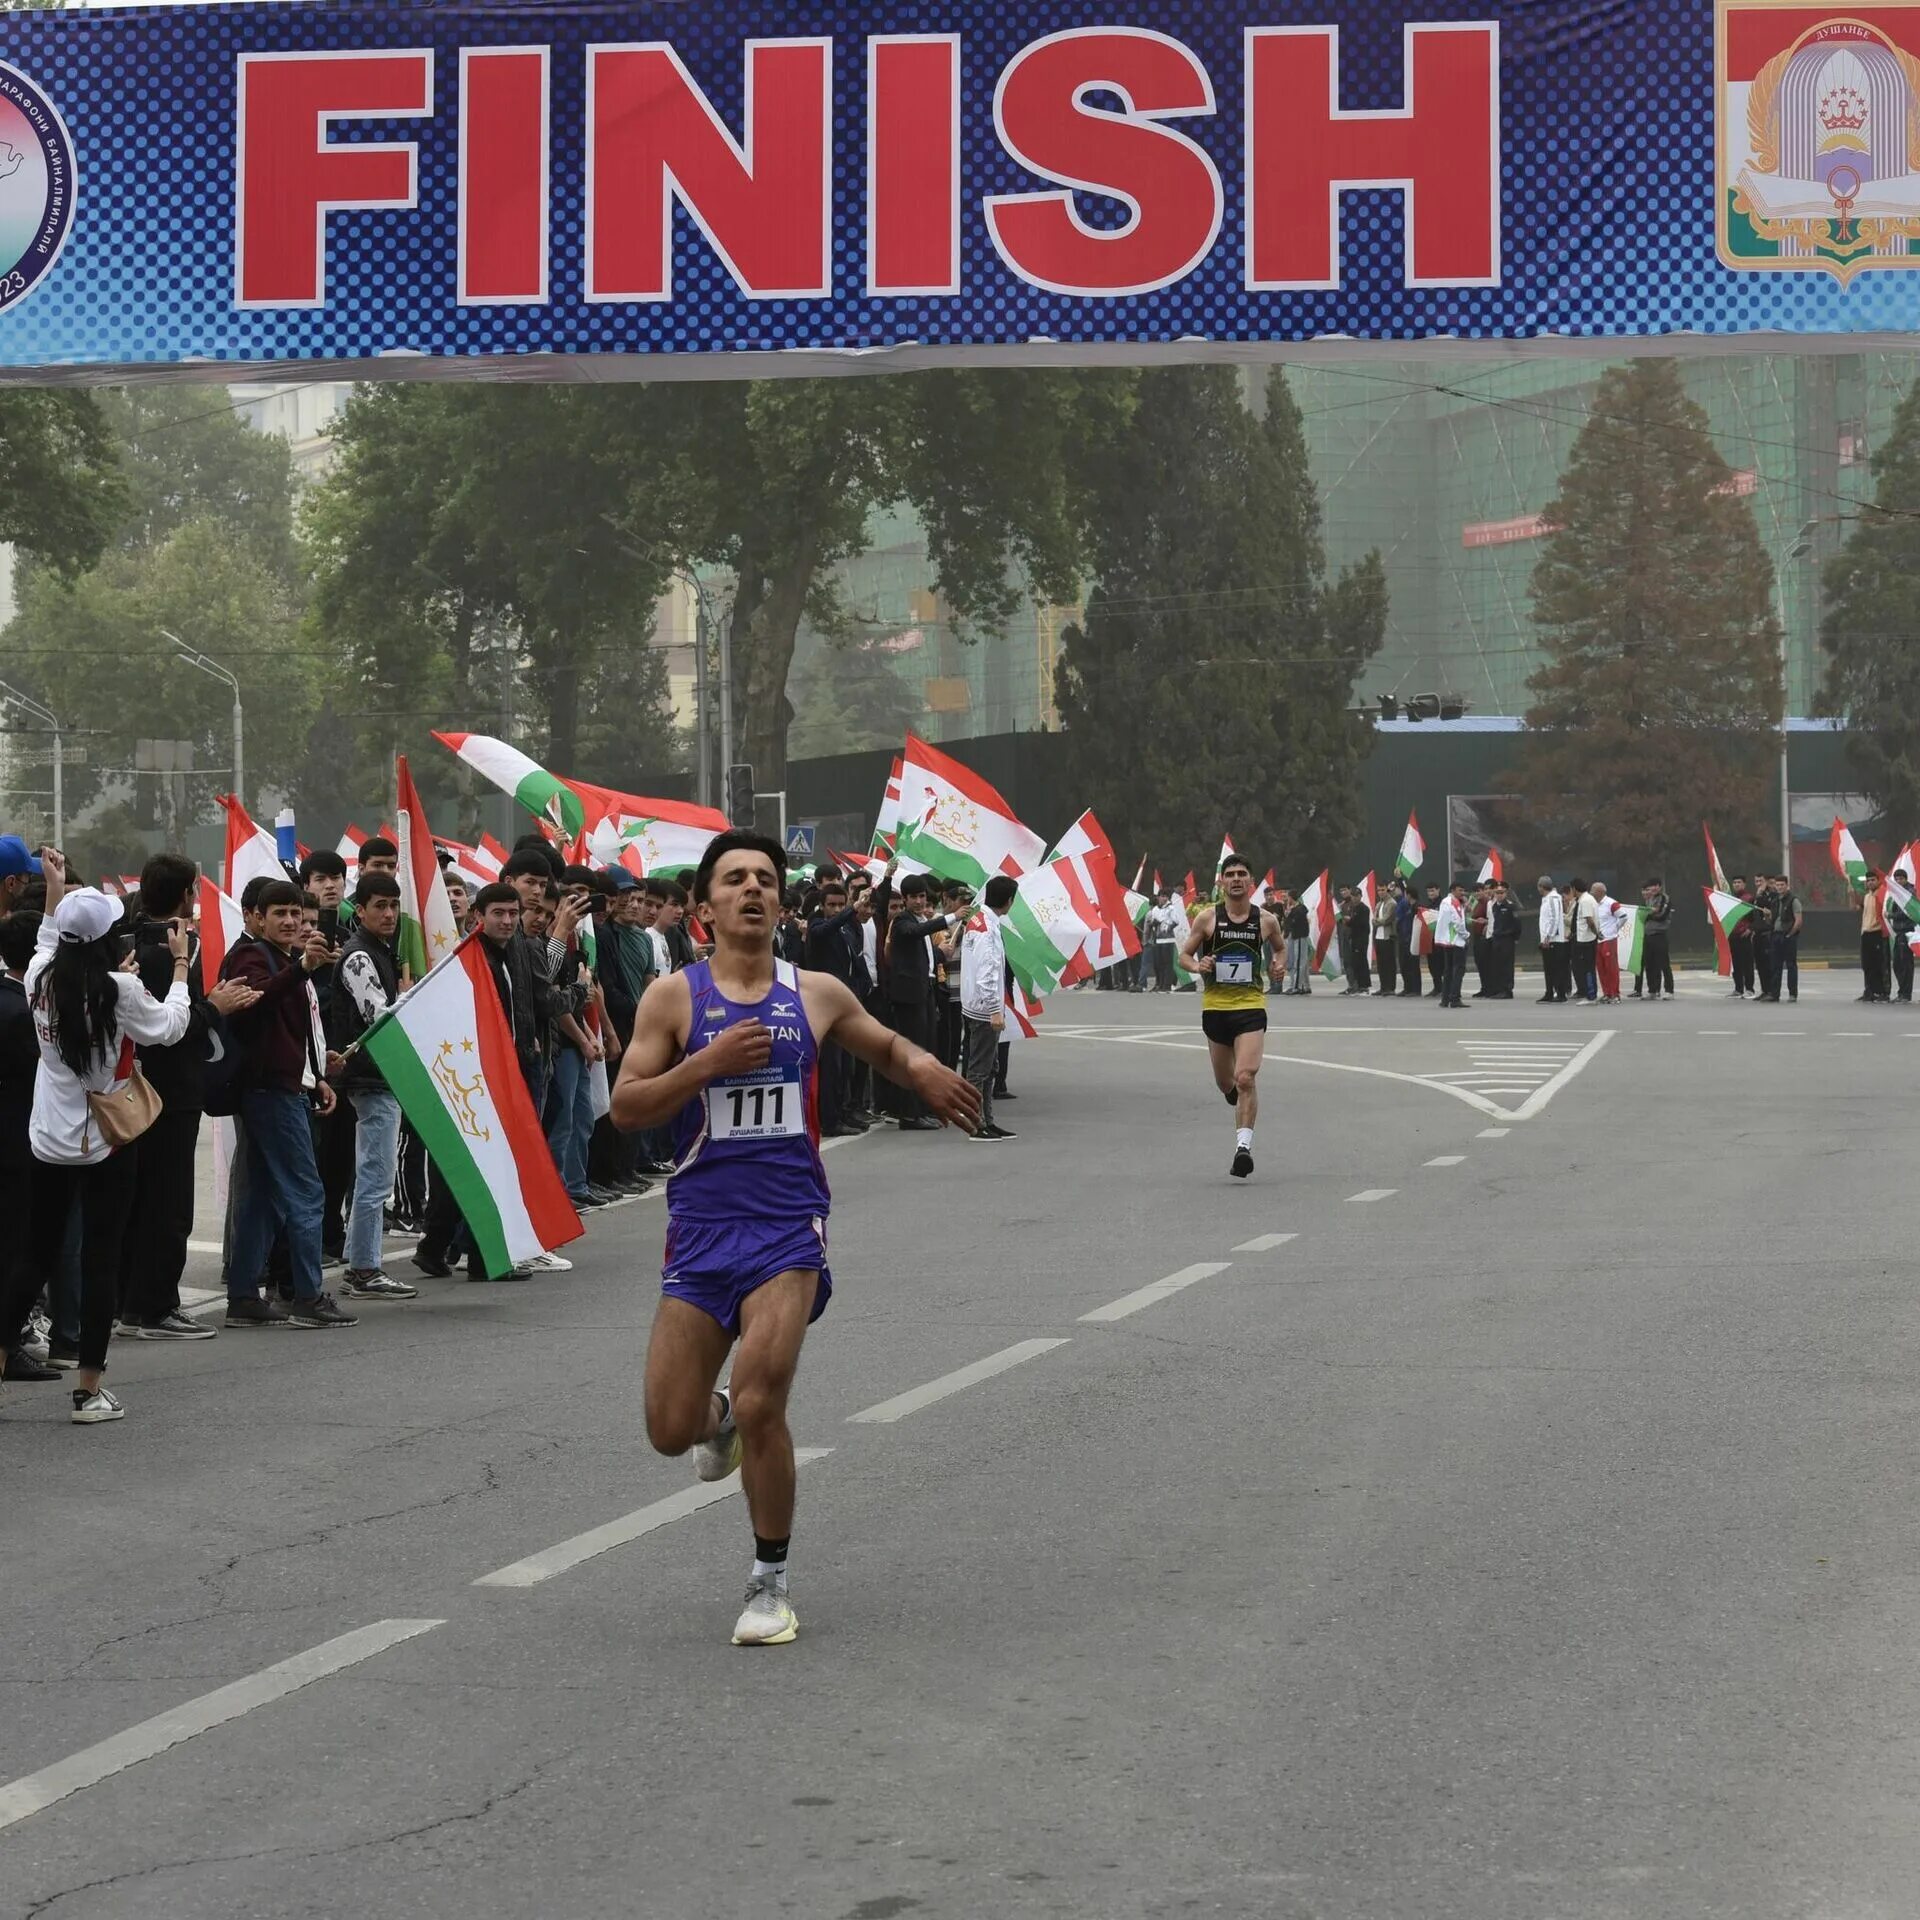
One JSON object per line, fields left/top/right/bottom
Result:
{"left": 1719, "top": 0, "right": 1920, "bottom": 280}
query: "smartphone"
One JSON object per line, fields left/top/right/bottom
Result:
{"left": 318, "top": 905, "right": 341, "bottom": 948}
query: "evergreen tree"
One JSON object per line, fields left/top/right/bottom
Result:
{"left": 1818, "top": 378, "right": 1920, "bottom": 831}
{"left": 1054, "top": 367, "right": 1385, "bottom": 883}
{"left": 1513, "top": 359, "right": 1783, "bottom": 882}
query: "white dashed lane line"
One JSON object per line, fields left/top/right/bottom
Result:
{"left": 1232, "top": 1233, "right": 1298, "bottom": 1253}
{"left": 1346, "top": 1189, "right": 1396, "bottom": 1203}
{"left": 1477, "top": 1127, "right": 1511, "bottom": 1138}
{"left": 847, "top": 1340, "right": 1068, "bottom": 1424}
{"left": 1080, "top": 1263, "right": 1232, "bottom": 1323}
{"left": 0, "top": 1619, "right": 444, "bottom": 1833}
{"left": 1425, "top": 1155, "right": 1466, "bottom": 1167}
{"left": 474, "top": 1452, "right": 834, "bottom": 1588}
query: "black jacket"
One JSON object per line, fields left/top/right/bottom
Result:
{"left": 0, "top": 973, "right": 37, "bottom": 1168}
{"left": 129, "top": 913, "right": 212, "bottom": 1107}
{"left": 328, "top": 924, "right": 401, "bottom": 1090}
{"left": 872, "top": 878, "right": 952, "bottom": 1005}
{"left": 805, "top": 905, "right": 859, "bottom": 986}
{"left": 481, "top": 931, "right": 548, "bottom": 1086}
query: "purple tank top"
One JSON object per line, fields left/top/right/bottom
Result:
{"left": 669, "top": 958, "right": 830, "bottom": 1224}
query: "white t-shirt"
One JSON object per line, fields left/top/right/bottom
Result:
{"left": 25, "top": 923, "right": 192, "bottom": 1165}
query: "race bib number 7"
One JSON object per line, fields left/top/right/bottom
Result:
{"left": 1215, "top": 952, "right": 1255, "bottom": 986}
{"left": 708, "top": 1067, "right": 805, "bottom": 1140}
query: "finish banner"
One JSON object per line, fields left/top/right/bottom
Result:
{"left": 0, "top": 0, "right": 1914, "bottom": 377}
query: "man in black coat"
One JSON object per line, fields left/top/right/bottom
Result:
{"left": 805, "top": 876, "right": 866, "bottom": 1136}
{"left": 120, "top": 855, "right": 257, "bottom": 1339}
{"left": 871, "top": 862, "right": 957, "bottom": 1130}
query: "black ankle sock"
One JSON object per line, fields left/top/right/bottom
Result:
{"left": 753, "top": 1535, "right": 789, "bottom": 1567}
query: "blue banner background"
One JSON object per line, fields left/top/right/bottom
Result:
{"left": 0, "top": 0, "right": 1907, "bottom": 372}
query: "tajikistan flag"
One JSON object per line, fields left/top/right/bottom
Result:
{"left": 1213, "top": 834, "right": 1236, "bottom": 889}
{"left": 434, "top": 731, "right": 585, "bottom": 838}
{"left": 1831, "top": 818, "right": 1869, "bottom": 892}
{"left": 1051, "top": 808, "right": 1141, "bottom": 966}
{"left": 1705, "top": 886, "right": 1754, "bottom": 941}
{"left": 362, "top": 939, "right": 582, "bottom": 1278}
{"left": 1477, "top": 848, "right": 1503, "bottom": 885}
{"left": 220, "top": 794, "right": 287, "bottom": 901}
{"left": 1000, "top": 860, "right": 1099, "bottom": 999}
{"left": 872, "top": 755, "right": 905, "bottom": 857}
{"left": 195, "top": 876, "right": 246, "bottom": 992}
{"left": 1298, "top": 869, "right": 1338, "bottom": 974}
{"left": 1613, "top": 901, "right": 1644, "bottom": 976}
{"left": 1394, "top": 810, "right": 1425, "bottom": 880}
{"left": 395, "top": 755, "right": 460, "bottom": 983}
{"left": 562, "top": 776, "right": 729, "bottom": 875}
{"left": 891, "top": 730, "right": 1046, "bottom": 887}
{"left": 1887, "top": 870, "right": 1920, "bottom": 953}
{"left": 1703, "top": 822, "right": 1730, "bottom": 894}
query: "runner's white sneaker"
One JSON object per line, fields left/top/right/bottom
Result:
{"left": 731, "top": 1578, "right": 798, "bottom": 1646}
{"left": 694, "top": 1386, "right": 743, "bottom": 1482}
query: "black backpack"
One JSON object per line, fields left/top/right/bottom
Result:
{"left": 200, "top": 1001, "right": 242, "bottom": 1118}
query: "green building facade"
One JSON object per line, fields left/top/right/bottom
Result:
{"left": 1288, "top": 352, "right": 1918, "bottom": 720}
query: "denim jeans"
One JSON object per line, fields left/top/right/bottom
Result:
{"left": 545, "top": 1045, "right": 593, "bottom": 1200}
{"left": 344, "top": 1085, "right": 402, "bottom": 1273}
{"left": 1286, "top": 935, "right": 1310, "bottom": 992}
{"left": 227, "top": 1088, "right": 325, "bottom": 1305}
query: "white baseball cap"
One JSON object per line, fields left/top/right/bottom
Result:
{"left": 52, "top": 887, "right": 125, "bottom": 946}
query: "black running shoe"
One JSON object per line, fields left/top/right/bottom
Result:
{"left": 288, "top": 1292, "right": 358, "bottom": 1329}
{"left": 1230, "top": 1146, "right": 1254, "bottom": 1179}
{"left": 1223, "top": 1086, "right": 1237, "bottom": 1105}
{"left": 224, "top": 1296, "right": 290, "bottom": 1329}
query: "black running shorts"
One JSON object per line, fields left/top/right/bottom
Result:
{"left": 1201, "top": 1009, "right": 1269, "bottom": 1046}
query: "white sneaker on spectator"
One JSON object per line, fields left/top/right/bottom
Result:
{"left": 526, "top": 1252, "right": 573, "bottom": 1272}
{"left": 71, "top": 1386, "right": 125, "bottom": 1424}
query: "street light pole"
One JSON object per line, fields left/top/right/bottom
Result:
{"left": 675, "top": 568, "right": 731, "bottom": 801}
{"left": 0, "top": 680, "right": 63, "bottom": 845}
{"left": 161, "top": 630, "right": 244, "bottom": 813}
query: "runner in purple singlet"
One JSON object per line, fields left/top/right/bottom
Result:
{"left": 612, "top": 830, "right": 979, "bottom": 1646}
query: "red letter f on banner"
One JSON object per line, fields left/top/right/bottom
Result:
{"left": 1245, "top": 24, "right": 1498, "bottom": 290}
{"left": 236, "top": 52, "right": 435, "bottom": 308}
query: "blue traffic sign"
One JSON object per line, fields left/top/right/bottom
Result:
{"left": 784, "top": 824, "right": 816, "bottom": 858}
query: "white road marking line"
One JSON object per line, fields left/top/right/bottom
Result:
{"left": 1080, "top": 1262, "right": 1232, "bottom": 1322}
{"left": 0, "top": 1619, "right": 443, "bottom": 1833}
{"left": 1051, "top": 1028, "right": 1611, "bottom": 1123}
{"left": 1477, "top": 1127, "right": 1511, "bottom": 1138}
{"left": 1232, "top": 1232, "right": 1297, "bottom": 1253}
{"left": 475, "top": 1451, "right": 833, "bottom": 1588}
{"left": 847, "top": 1342, "right": 1067, "bottom": 1424}
{"left": 1502, "top": 1030, "right": 1614, "bottom": 1121}
{"left": 1424, "top": 1155, "right": 1466, "bottom": 1167}
{"left": 1346, "top": 1188, "right": 1395, "bottom": 1203}
{"left": 1697, "top": 1030, "right": 1738, "bottom": 1036}
{"left": 1763, "top": 1031, "right": 1805, "bottom": 1037}
{"left": 1833, "top": 1031, "right": 1871, "bottom": 1037}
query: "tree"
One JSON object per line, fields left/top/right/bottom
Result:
{"left": 304, "top": 385, "right": 696, "bottom": 808}
{"left": 1818, "top": 378, "right": 1920, "bottom": 830}
{"left": 1511, "top": 359, "right": 1783, "bottom": 882}
{"left": 1053, "top": 367, "right": 1386, "bottom": 883}
{"left": 3, "top": 388, "right": 311, "bottom": 864}
{"left": 0, "top": 390, "right": 124, "bottom": 581}
{"left": 678, "top": 372, "right": 1126, "bottom": 790}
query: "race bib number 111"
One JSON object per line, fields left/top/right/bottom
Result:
{"left": 708, "top": 1067, "right": 805, "bottom": 1141}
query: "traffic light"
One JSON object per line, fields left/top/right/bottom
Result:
{"left": 727, "top": 762, "right": 756, "bottom": 827}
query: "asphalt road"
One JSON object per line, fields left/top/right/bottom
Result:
{"left": 5, "top": 966, "right": 1919, "bottom": 1920}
